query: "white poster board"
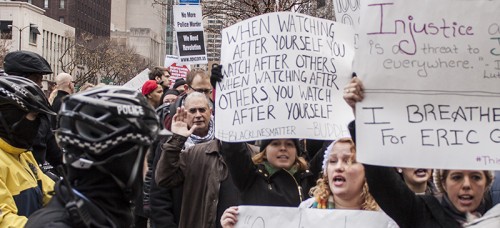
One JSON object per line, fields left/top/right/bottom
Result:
{"left": 355, "top": 0, "right": 500, "bottom": 169}
{"left": 333, "top": 0, "right": 360, "bottom": 49}
{"left": 173, "top": 5, "right": 208, "bottom": 64}
{"left": 234, "top": 206, "right": 396, "bottom": 228}
{"left": 215, "top": 12, "right": 355, "bottom": 142}
{"left": 122, "top": 68, "right": 150, "bottom": 91}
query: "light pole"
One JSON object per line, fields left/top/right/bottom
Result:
{"left": 7, "top": 24, "right": 40, "bottom": 50}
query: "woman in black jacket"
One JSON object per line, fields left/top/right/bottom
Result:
{"left": 221, "top": 139, "right": 317, "bottom": 207}
{"left": 344, "top": 77, "right": 494, "bottom": 228}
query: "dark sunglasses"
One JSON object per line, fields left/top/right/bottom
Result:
{"left": 188, "top": 107, "right": 207, "bottom": 114}
{"left": 188, "top": 85, "right": 212, "bottom": 94}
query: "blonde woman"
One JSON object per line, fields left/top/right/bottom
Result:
{"left": 300, "top": 137, "right": 378, "bottom": 210}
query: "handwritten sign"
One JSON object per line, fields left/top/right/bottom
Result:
{"left": 215, "top": 12, "right": 355, "bottom": 142}
{"left": 355, "top": 0, "right": 500, "bottom": 169}
{"left": 234, "top": 206, "right": 396, "bottom": 228}
{"left": 173, "top": 5, "right": 207, "bottom": 64}
{"left": 333, "top": 0, "right": 360, "bottom": 50}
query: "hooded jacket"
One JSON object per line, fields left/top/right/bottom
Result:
{"left": 0, "top": 138, "right": 54, "bottom": 227}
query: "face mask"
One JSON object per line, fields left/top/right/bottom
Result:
{"left": 10, "top": 114, "right": 41, "bottom": 149}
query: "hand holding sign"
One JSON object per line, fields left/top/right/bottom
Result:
{"left": 343, "top": 76, "right": 365, "bottom": 115}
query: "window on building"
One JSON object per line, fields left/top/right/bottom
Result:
{"left": 29, "top": 24, "right": 40, "bottom": 44}
{"left": 0, "top": 21, "right": 13, "bottom": 39}
{"left": 44, "top": 0, "right": 49, "bottom": 8}
{"left": 60, "top": 0, "right": 65, "bottom": 9}
{"left": 59, "top": 17, "right": 64, "bottom": 23}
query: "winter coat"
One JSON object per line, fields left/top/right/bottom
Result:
{"left": 221, "top": 141, "right": 316, "bottom": 207}
{"left": 155, "top": 134, "right": 239, "bottom": 228}
{"left": 0, "top": 138, "right": 54, "bottom": 227}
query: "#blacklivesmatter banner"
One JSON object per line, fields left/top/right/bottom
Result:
{"left": 355, "top": 0, "right": 500, "bottom": 170}
{"left": 234, "top": 206, "right": 396, "bottom": 228}
{"left": 173, "top": 5, "right": 207, "bottom": 64}
{"left": 215, "top": 12, "right": 355, "bottom": 142}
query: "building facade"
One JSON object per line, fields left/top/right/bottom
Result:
{"left": 15, "top": 0, "right": 111, "bottom": 37}
{"left": 110, "top": 0, "right": 166, "bottom": 67}
{"left": 0, "top": 1, "right": 75, "bottom": 91}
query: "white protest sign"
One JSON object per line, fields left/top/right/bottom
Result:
{"left": 333, "top": 0, "right": 360, "bottom": 49}
{"left": 355, "top": 0, "right": 500, "bottom": 169}
{"left": 215, "top": 12, "right": 355, "bottom": 142}
{"left": 122, "top": 68, "right": 150, "bottom": 91}
{"left": 164, "top": 55, "right": 179, "bottom": 68}
{"left": 234, "top": 206, "right": 396, "bottom": 228}
{"left": 173, "top": 5, "right": 207, "bottom": 64}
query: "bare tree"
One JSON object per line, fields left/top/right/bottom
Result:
{"left": 151, "top": 0, "right": 314, "bottom": 30}
{"left": 58, "top": 33, "right": 152, "bottom": 86}
{"left": 0, "top": 34, "right": 13, "bottom": 69}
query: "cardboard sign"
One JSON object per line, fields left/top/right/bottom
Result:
{"left": 355, "top": 0, "right": 500, "bottom": 169}
{"left": 173, "top": 5, "right": 207, "bottom": 64}
{"left": 234, "top": 206, "right": 397, "bottom": 228}
{"left": 215, "top": 12, "right": 356, "bottom": 142}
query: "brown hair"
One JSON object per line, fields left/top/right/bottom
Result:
{"left": 434, "top": 169, "right": 495, "bottom": 194}
{"left": 148, "top": 66, "right": 169, "bottom": 80}
{"left": 251, "top": 145, "right": 309, "bottom": 171}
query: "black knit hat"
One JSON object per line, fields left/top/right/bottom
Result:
{"left": 259, "top": 139, "right": 302, "bottom": 155}
{"left": 173, "top": 78, "right": 186, "bottom": 89}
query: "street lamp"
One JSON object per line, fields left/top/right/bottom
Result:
{"left": 7, "top": 24, "right": 40, "bottom": 50}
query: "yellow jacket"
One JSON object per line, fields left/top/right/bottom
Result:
{"left": 0, "top": 138, "right": 54, "bottom": 227}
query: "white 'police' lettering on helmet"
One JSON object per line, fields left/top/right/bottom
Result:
{"left": 11, "top": 83, "right": 28, "bottom": 96}
{"left": 117, "top": 105, "right": 145, "bottom": 116}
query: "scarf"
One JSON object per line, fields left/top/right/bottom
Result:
{"left": 440, "top": 194, "right": 486, "bottom": 225}
{"left": 185, "top": 116, "right": 215, "bottom": 149}
{"left": 311, "top": 195, "right": 336, "bottom": 209}
{"left": 263, "top": 161, "right": 298, "bottom": 177}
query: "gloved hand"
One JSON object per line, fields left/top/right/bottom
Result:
{"left": 210, "top": 64, "right": 223, "bottom": 88}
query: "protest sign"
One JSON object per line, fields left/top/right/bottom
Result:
{"left": 173, "top": 5, "right": 207, "bottom": 64}
{"left": 122, "top": 68, "right": 150, "bottom": 91}
{"left": 215, "top": 12, "right": 355, "bottom": 142}
{"left": 169, "top": 63, "right": 190, "bottom": 86}
{"left": 333, "top": 0, "right": 360, "bottom": 29}
{"left": 333, "top": 0, "right": 360, "bottom": 49}
{"left": 355, "top": 0, "right": 500, "bottom": 169}
{"left": 234, "top": 206, "right": 396, "bottom": 228}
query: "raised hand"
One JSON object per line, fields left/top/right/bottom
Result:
{"left": 171, "top": 106, "right": 197, "bottom": 137}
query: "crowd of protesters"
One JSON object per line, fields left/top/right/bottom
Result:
{"left": 0, "top": 47, "right": 498, "bottom": 228}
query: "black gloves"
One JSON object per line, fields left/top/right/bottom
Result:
{"left": 210, "top": 64, "right": 223, "bottom": 89}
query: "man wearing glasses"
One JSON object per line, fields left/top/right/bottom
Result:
{"left": 164, "top": 69, "right": 213, "bottom": 131}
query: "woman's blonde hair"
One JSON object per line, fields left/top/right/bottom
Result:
{"left": 252, "top": 141, "right": 309, "bottom": 171}
{"left": 310, "top": 138, "right": 379, "bottom": 211}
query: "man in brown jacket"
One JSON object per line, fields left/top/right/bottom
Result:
{"left": 155, "top": 92, "right": 242, "bottom": 228}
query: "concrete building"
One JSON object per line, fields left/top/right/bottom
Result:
{"left": 0, "top": 1, "right": 75, "bottom": 91}
{"left": 111, "top": 0, "right": 166, "bottom": 66}
{"left": 14, "top": 0, "right": 111, "bottom": 38}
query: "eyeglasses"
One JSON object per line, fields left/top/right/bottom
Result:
{"left": 188, "top": 107, "right": 207, "bottom": 114}
{"left": 188, "top": 85, "right": 212, "bottom": 94}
